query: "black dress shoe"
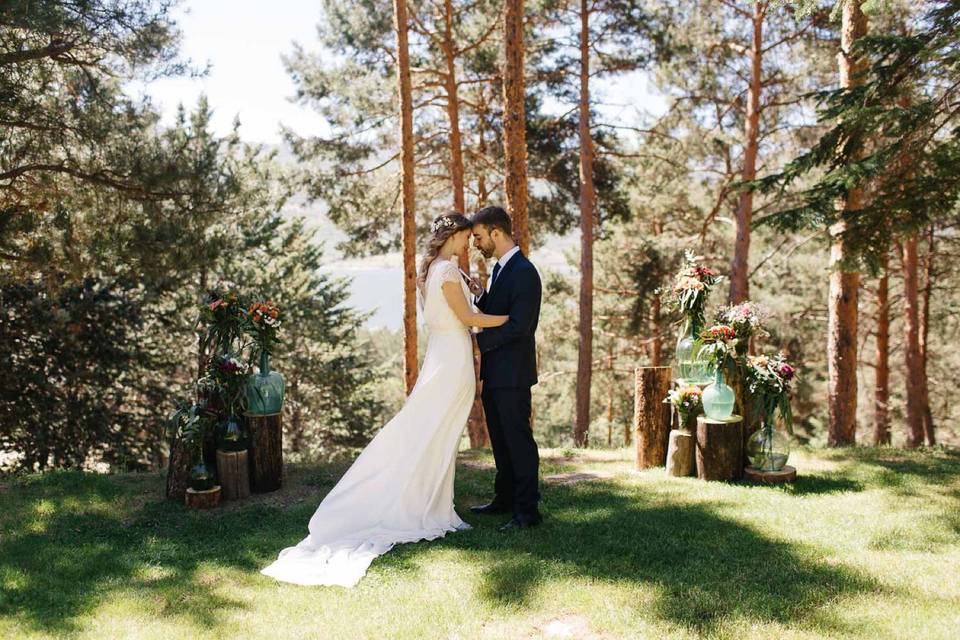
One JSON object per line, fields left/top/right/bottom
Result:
{"left": 498, "top": 514, "right": 542, "bottom": 531}
{"left": 470, "top": 502, "right": 511, "bottom": 515}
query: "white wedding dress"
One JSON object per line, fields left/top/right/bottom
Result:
{"left": 260, "top": 258, "right": 476, "bottom": 587}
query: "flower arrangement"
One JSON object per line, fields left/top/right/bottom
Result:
{"left": 245, "top": 300, "right": 283, "bottom": 355}
{"left": 196, "top": 351, "right": 251, "bottom": 417}
{"left": 715, "top": 301, "right": 768, "bottom": 349}
{"left": 666, "top": 250, "right": 720, "bottom": 330}
{"left": 743, "top": 352, "right": 795, "bottom": 431}
{"left": 664, "top": 385, "right": 703, "bottom": 429}
{"left": 200, "top": 289, "right": 247, "bottom": 355}
{"left": 698, "top": 324, "right": 740, "bottom": 370}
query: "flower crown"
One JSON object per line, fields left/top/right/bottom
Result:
{"left": 431, "top": 216, "right": 460, "bottom": 234}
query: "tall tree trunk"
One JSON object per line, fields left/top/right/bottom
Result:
{"left": 573, "top": 0, "right": 595, "bottom": 448}
{"left": 502, "top": 0, "right": 529, "bottom": 253}
{"left": 394, "top": 0, "right": 419, "bottom": 396}
{"left": 874, "top": 255, "right": 890, "bottom": 445}
{"left": 441, "top": 0, "right": 487, "bottom": 447}
{"left": 442, "top": 0, "right": 466, "bottom": 217}
{"left": 606, "top": 346, "right": 615, "bottom": 446}
{"left": 650, "top": 216, "right": 663, "bottom": 367}
{"left": 729, "top": 1, "right": 766, "bottom": 304}
{"left": 920, "top": 226, "right": 935, "bottom": 445}
{"left": 900, "top": 235, "right": 925, "bottom": 448}
{"left": 826, "top": 0, "right": 867, "bottom": 446}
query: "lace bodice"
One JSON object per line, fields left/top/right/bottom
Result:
{"left": 421, "top": 259, "right": 471, "bottom": 332}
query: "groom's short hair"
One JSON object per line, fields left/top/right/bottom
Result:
{"left": 471, "top": 206, "right": 512, "bottom": 237}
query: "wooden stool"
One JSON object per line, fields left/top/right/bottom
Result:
{"left": 695, "top": 415, "right": 744, "bottom": 481}
{"left": 744, "top": 465, "right": 797, "bottom": 485}
{"left": 185, "top": 486, "right": 221, "bottom": 509}
{"left": 246, "top": 412, "right": 283, "bottom": 493}
{"left": 665, "top": 429, "right": 696, "bottom": 477}
{"left": 216, "top": 449, "right": 251, "bottom": 500}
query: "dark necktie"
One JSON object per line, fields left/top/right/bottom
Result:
{"left": 490, "top": 261, "right": 502, "bottom": 289}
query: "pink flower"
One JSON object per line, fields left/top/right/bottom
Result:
{"left": 778, "top": 362, "right": 795, "bottom": 381}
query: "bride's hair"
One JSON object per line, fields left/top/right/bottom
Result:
{"left": 417, "top": 212, "right": 472, "bottom": 295}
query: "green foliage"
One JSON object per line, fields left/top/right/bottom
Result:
{"left": 0, "top": 278, "right": 170, "bottom": 471}
{"left": 755, "top": 0, "right": 960, "bottom": 272}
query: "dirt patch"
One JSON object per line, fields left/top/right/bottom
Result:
{"left": 543, "top": 471, "right": 615, "bottom": 485}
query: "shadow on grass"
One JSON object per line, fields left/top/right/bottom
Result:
{"left": 0, "top": 471, "right": 306, "bottom": 635}
{"left": 1, "top": 450, "right": 928, "bottom": 638}
{"left": 778, "top": 474, "right": 865, "bottom": 496}
{"left": 437, "top": 464, "right": 883, "bottom": 637}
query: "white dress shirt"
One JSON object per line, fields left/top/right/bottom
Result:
{"left": 490, "top": 245, "right": 521, "bottom": 289}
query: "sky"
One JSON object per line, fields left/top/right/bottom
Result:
{"left": 132, "top": 1, "right": 665, "bottom": 328}
{"left": 134, "top": 0, "right": 665, "bottom": 145}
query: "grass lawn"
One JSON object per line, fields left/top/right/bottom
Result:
{"left": 1, "top": 446, "right": 958, "bottom": 640}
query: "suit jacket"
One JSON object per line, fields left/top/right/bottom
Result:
{"left": 475, "top": 251, "right": 541, "bottom": 389}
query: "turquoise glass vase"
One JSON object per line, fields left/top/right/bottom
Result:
{"left": 674, "top": 317, "right": 712, "bottom": 385}
{"left": 245, "top": 351, "right": 285, "bottom": 415}
{"left": 702, "top": 367, "right": 735, "bottom": 421}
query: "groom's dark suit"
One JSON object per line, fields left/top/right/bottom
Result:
{"left": 475, "top": 250, "right": 542, "bottom": 520}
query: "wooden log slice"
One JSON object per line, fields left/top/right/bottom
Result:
{"left": 744, "top": 465, "right": 797, "bottom": 485}
{"left": 185, "top": 486, "right": 221, "bottom": 509}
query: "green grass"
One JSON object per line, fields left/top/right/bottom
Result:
{"left": 1, "top": 446, "right": 959, "bottom": 639}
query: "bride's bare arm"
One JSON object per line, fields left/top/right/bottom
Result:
{"left": 441, "top": 281, "right": 508, "bottom": 328}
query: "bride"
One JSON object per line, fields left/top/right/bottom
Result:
{"left": 260, "top": 212, "right": 507, "bottom": 587}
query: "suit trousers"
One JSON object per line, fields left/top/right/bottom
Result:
{"left": 480, "top": 385, "right": 541, "bottom": 517}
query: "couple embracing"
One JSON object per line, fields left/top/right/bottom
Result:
{"left": 261, "top": 206, "right": 543, "bottom": 587}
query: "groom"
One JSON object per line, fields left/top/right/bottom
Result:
{"left": 466, "top": 206, "right": 543, "bottom": 531}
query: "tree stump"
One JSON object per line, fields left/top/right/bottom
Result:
{"left": 665, "top": 429, "right": 695, "bottom": 477}
{"left": 744, "top": 465, "right": 797, "bottom": 485}
{"left": 185, "top": 486, "right": 221, "bottom": 509}
{"left": 216, "top": 449, "right": 251, "bottom": 500}
{"left": 634, "top": 366, "right": 673, "bottom": 470}
{"left": 247, "top": 412, "right": 283, "bottom": 492}
{"left": 165, "top": 431, "right": 192, "bottom": 502}
{"left": 695, "top": 415, "right": 744, "bottom": 481}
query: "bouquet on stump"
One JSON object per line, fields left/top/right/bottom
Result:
{"left": 666, "top": 251, "right": 721, "bottom": 385}
{"left": 664, "top": 386, "right": 703, "bottom": 432}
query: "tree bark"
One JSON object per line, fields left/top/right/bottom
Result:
{"left": 442, "top": 0, "right": 466, "bottom": 217}
{"left": 920, "top": 226, "right": 936, "bottom": 446}
{"left": 826, "top": 0, "right": 867, "bottom": 447}
{"left": 729, "top": 1, "right": 766, "bottom": 304}
{"left": 633, "top": 366, "right": 672, "bottom": 469}
{"left": 900, "top": 236, "right": 925, "bottom": 448}
{"left": 695, "top": 416, "right": 744, "bottom": 482}
{"left": 502, "top": 0, "right": 529, "bottom": 253}
{"left": 394, "top": 0, "right": 419, "bottom": 396}
{"left": 573, "top": 0, "right": 596, "bottom": 448}
{"left": 441, "top": 0, "right": 487, "bottom": 447}
{"left": 874, "top": 254, "right": 890, "bottom": 445}
{"left": 665, "top": 429, "right": 695, "bottom": 477}
{"left": 247, "top": 412, "right": 283, "bottom": 493}
{"left": 649, "top": 216, "right": 664, "bottom": 368}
